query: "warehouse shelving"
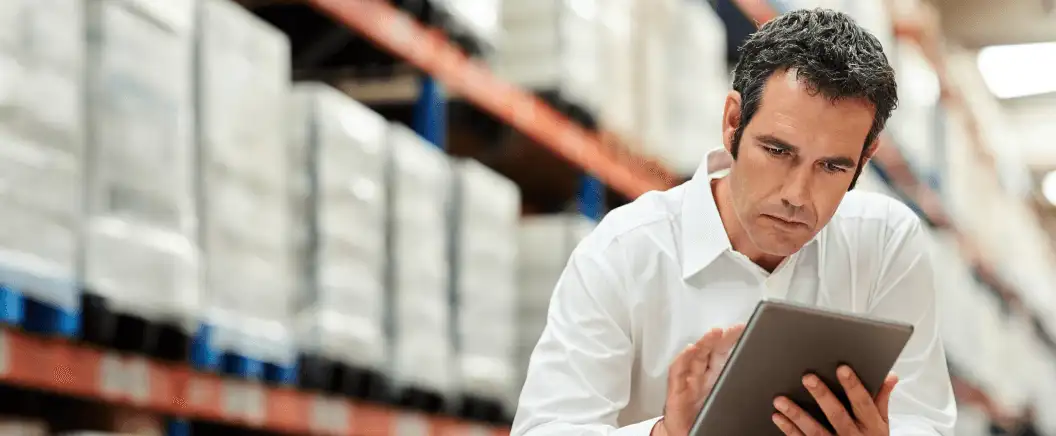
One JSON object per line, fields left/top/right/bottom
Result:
{"left": 0, "top": 0, "right": 1038, "bottom": 433}
{"left": 299, "top": 0, "right": 1048, "bottom": 422}
{"left": 0, "top": 324, "right": 507, "bottom": 435}
{"left": 304, "top": 0, "right": 677, "bottom": 200}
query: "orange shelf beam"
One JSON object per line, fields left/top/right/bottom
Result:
{"left": 303, "top": 0, "right": 677, "bottom": 199}
{"left": 0, "top": 327, "right": 508, "bottom": 436}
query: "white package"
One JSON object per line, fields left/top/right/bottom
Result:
{"left": 197, "top": 0, "right": 295, "bottom": 363}
{"left": 661, "top": 1, "right": 728, "bottom": 174}
{"left": 451, "top": 159, "right": 520, "bottom": 400}
{"left": 0, "top": 0, "right": 86, "bottom": 310}
{"left": 633, "top": 0, "right": 677, "bottom": 156}
{"left": 595, "top": 0, "right": 635, "bottom": 138}
{"left": 439, "top": 0, "right": 502, "bottom": 50}
{"left": 514, "top": 214, "right": 595, "bottom": 404}
{"left": 386, "top": 124, "right": 455, "bottom": 395}
{"left": 289, "top": 83, "right": 389, "bottom": 370}
{"left": 0, "top": 0, "right": 86, "bottom": 154}
{"left": 888, "top": 40, "right": 940, "bottom": 173}
{"left": 0, "top": 133, "right": 83, "bottom": 309}
{"left": 83, "top": 0, "right": 199, "bottom": 328}
{"left": 492, "top": 0, "right": 600, "bottom": 112}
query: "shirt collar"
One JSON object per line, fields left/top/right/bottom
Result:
{"left": 680, "top": 148, "right": 734, "bottom": 280}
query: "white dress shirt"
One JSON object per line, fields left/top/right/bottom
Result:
{"left": 512, "top": 149, "right": 958, "bottom": 436}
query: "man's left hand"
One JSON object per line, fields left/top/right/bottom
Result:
{"left": 772, "top": 365, "right": 899, "bottom": 436}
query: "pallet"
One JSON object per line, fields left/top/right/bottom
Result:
{"left": 457, "top": 394, "right": 511, "bottom": 425}
{"left": 297, "top": 354, "right": 393, "bottom": 404}
{"left": 191, "top": 324, "right": 299, "bottom": 386}
{"left": 395, "top": 386, "right": 448, "bottom": 415}
{"left": 0, "top": 285, "right": 80, "bottom": 338}
{"left": 79, "top": 294, "right": 189, "bottom": 363}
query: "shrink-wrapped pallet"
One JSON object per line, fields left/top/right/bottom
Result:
{"left": 289, "top": 83, "right": 389, "bottom": 371}
{"left": 514, "top": 214, "right": 595, "bottom": 406}
{"left": 83, "top": 0, "right": 199, "bottom": 329}
{"left": 492, "top": 0, "right": 601, "bottom": 113}
{"left": 658, "top": 0, "right": 728, "bottom": 174}
{"left": 0, "top": 0, "right": 85, "bottom": 313}
{"left": 386, "top": 124, "right": 455, "bottom": 397}
{"left": 451, "top": 159, "right": 520, "bottom": 405}
{"left": 197, "top": 0, "right": 295, "bottom": 364}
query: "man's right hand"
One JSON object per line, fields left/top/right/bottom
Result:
{"left": 653, "top": 324, "right": 746, "bottom": 436}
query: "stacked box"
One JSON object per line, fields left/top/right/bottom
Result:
{"left": 595, "top": 0, "right": 635, "bottom": 136}
{"left": 196, "top": 0, "right": 294, "bottom": 364}
{"left": 289, "top": 83, "right": 389, "bottom": 371}
{"left": 514, "top": 214, "right": 595, "bottom": 401}
{"left": 83, "top": 0, "right": 199, "bottom": 328}
{"left": 662, "top": 1, "right": 729, "bottom": 174}
{"left": 888, "top": 40, "right": 941, "bottom": 173}
{"left": 0, "top": 0, "right": 85, "bottom": 311}
{"left": 436, "top": 0, "right": 502, "bottom": 51}
{"left": 633, "top": 0, "right": 677, "bottom": 159}
{"left": 491, "top": 0, "right": 601, "bottom": 113}
{"left": 386, "top": 124, "right": 455, "bottom": 396}
{"left": 451, "top": 159, "right": 520, "bottom": 402}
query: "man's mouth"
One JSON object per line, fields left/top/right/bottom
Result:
{"left": 763, "top": 214, "right": 807, "bottom": 228}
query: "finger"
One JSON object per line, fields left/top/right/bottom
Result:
{"left": 705, "top": 325, "right": 745, "bottom": 384}
{"left": 667, "top": 343, "right": 697, "bottom": 395}
{"left": 771, "top": 413, "right": 806, "bottom": 436}
{"left": 837, "top": 365, "right": 883, "bottom": 429}
{"left": 717, "top": 324, "right": 746, "bottom": 352}
{"left": 689, "top": 329, "right": 723, "bottom": 379}
{"left": 874, "top": 373, "right": 899, "bottom": 421}
{"left": 803, "top": 374, "right": 859, "bottom": 434}
{"left": 774, "top": 396, "right": 832, "bottom": 436}
{"left": 692, "top": 328, "right": 723, "bottom": 361}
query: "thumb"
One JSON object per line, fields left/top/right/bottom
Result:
{"left": 875, "top": 373, "right": 899, "bottom": 421}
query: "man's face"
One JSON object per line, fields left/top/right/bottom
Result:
{"left": 721, "top": 70, "right": 876, "bottom": 257}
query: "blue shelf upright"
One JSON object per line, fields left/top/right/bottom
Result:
{"left": 413, "top": 75, "right": 447, "bottom": 150}
{"left": 166, "top": 419, "right": 190, "bottom": 436}
{"left": 578, "top": 174, "right": 605, "bottom": 222}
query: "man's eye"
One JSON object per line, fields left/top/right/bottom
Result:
{"left": 822, "top": 163, "right": 847, "bottom": 173}
{"left": 764, "top": 146, "right": 788, "bottom": 156}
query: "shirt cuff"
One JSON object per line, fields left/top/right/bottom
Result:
{"left": 612, "top": 417, "right": 663, "bottom": 436}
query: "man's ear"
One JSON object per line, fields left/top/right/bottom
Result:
{"left": 721, "top": 90, "right": 742, "bottom": 156}
{"left": 862, "top": 138, "right": 880, "bottom": 163}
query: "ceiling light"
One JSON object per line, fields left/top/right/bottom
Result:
{"left": 977, "top": 42, "right": 1056, "bottom": 99}
{"left": 1042, "top": 170, "right": 1056, "bottom": 206}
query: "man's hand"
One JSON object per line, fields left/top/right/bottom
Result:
{"left": 653, "top": 324, "right": 745, "bottom": 436}
{"left": 772, "top": 365, "right": 899, "bottom": 436}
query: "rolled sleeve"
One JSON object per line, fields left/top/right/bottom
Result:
{"left": 869, "top": 220, "right": 958, "bottom": 436}
{"left": 512, "top": 244, "right": 656, "bottom": 436}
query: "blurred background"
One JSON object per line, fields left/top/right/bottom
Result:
{"left": 0, "top": 0, "right": 1052, "bottom": 435}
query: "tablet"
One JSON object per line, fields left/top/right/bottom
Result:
{"left": 690, "top": 300, "right": 914, "bottom": 436}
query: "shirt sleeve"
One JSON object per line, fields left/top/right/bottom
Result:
{"left": 868, "top": 219, "right": 958, "bottom": 436}
{"left": 511, "top": 243, "right": 659, "bottom": 436}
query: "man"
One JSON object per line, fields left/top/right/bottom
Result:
{"left": 512, "top": 8, "right": 957, "bottom": 436}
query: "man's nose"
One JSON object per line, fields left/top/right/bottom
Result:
{"left": 780, "top": 167, "right": 811, "bottom": 209}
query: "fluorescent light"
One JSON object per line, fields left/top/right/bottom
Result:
{"left": 977, "top": 42, "right": 1056, "bottom": 99}
{"left": 1043, "top": 170, "right": 1056, "bottom": 206}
